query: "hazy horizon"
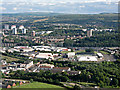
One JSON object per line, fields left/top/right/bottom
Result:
{"left": 1, "top": 0, "right": 119, "bottom": 14}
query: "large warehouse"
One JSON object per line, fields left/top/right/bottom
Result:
{"left": 77, "top": 55, "right": 98, "bottom": 61}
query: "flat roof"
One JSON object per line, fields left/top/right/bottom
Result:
{"left": 97, "top": 53, "right": 103, "bottom": 57}
{"left": 78, "top": 55, "right": 97, "bottom": 61}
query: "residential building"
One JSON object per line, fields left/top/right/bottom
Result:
{"left": 4, "top": 24, "right": 9, "bottom": 30}
{"left": 12, "top": 28, "right": 17, "bottom": 35}
{"left": 87, "top": 29, "right": 93, "bottom": 37}
{"left": 31, "top": 31, "right": 35, "bottom": 36}
{"left": 19, "top": 25, "right": 24, "bottom": 30}
{"left": 24, "top": 61, "right": 33, "bottom": 69}
{"left": 11, "top": 25, "right": 16, "bottom": 30}
{"left": 22, "top": 28, "right": 27, "bottom": 34}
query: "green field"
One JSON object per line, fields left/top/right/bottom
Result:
{"left": 15, "top": 82, "right": 65, "bottom": 89}
{"left": 99, "top": 50, "right": 109, "bottom": 54}
{"left": 2, "top": 55, "right": 21, "bottom": 62}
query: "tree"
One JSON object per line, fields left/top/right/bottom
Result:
{"left": 112, "top": 78, "right": 118, "bottom": 87}
{"left": 63, "top": 39, "right": 74, "bottom": 47}
{"left": 98, "top": 80, "right": 104, "bottom": 88}
{"left": 54, "top": 79, "right": 60, "bottom": 85}
{"left": 73, "top": 85, "right": 81, "bottom": 90}
{"left": 30, "top": 79, "right": 33, "bottom": 83}
{"left": 85, "top": 48, "right": 94, "bottom": 53}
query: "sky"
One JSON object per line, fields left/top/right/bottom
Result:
{"left": 1, "top": 0, "right": 119, "bottom": 14}
{"left": 2, "top": 0, "right": 119, "bottom": 3}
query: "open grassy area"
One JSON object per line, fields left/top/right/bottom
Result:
{"left": 75, "top": 50, "right": 85, "bottom": 53}
{"left": 2, "top": 55, "right": 21, "bottom": 62}
{"left": 99, "top": 50, "right": 109, "bottom": 54}
{"left": 15, "top": 82, "right": 65, "bottom": 89}
{"left": 61, "top": 51, "right": 70, "bottom": 54}
{"left": 77, "top": 82, "right": 97, "bottom": 87}
{"left": 77, "top": 82, "right": 97, "bottom": 86}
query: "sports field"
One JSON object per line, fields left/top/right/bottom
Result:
{"left": 15, "top": 82, "right": 65, "bottom": 89}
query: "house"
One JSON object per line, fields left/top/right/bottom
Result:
{"left": 24, "top": 60, "right": 33, "bottom": 69}
{"left": 39, "top": 66, "right": 53, "bottom": 71}
{"left": 1, "top": 60, "right": 7, "bottom": 65}
{"left": 28, "top": 65, "right": 38, "bottom": 72}
{"left": 11, "top": 83, "right": 16, "bottom": 87}
{"left": 7, "top": 85, "right": 11, "bottom": 88}
{"left": 51, "top": 69, "right": 63, "bottom": 73}
{"left": 39, "top": 63, "right": 54, "bottom": 68}
{"left": 19, "top": 81, "right": 23, "bottom": 85}
{"left": 5, "top": 83, "right": 16, "bottom": 88}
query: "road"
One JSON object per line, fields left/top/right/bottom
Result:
{"left": 103, "top": 54, "right": 116, "bottom": 61}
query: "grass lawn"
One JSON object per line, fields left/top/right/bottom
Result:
{"left": 77, "top": 82, "right": 97, "bottom": 87}
{"left": 15, "top": 82, "right": 65, "bottom": 88}
{"left": 94, "top": 51, "right": 98, "bottom": 54}
{"left": 75, "top": 50, "right": 85, "bottom": 53}
{"left": 61, "top": 51, "right": 70, "bottom": 54}
{"left": 99, "top": 50, "right": 109, "bottom": 55}
{"left": 2, "top": 55, "right": 21, "bottom": 62}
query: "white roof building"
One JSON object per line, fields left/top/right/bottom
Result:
{"left": 14, "top": 46, "right": 29, "bottom": 49}
{"left": 77, "top": 55, "right": 98, "bottom": 61}
{"left": 19, "top": 25, "right": 24, "bottom": 30}
{"left": 11, "top": 25, "right": 16, "bottom": 30}
{"left": 97, "top": 53, "right": 103, "bottom": 58}
{"left": 67, "top": 52, "right": 75, "bottom": 58}
{"left": 22, "top": 48, "right": 34, "bottom": 52}
{"left": 35, "top": 53, "right": 54, "bottom": 60}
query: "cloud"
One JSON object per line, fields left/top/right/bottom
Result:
{"left": 2, "top": 0, "right": 119, "bottom": 3}
{"left": 2, "top": 0, "right": 118, "bottom": 14}
{"left": 0, "top": 7, "right": 6, "bottom": 10}
{"left": 30, "top": 8, "right": 33, "bottom": 11}
{"left": 13, "top": 7, "right": 17, "bottom": 10}
{"left": 79, "top": 5, "right": 85, "bottom": 8}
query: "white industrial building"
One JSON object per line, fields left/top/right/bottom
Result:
{"left": 33, "top": 46, "right": 51, "bottom": 51}
{"left": 67, "top": 52, "right": 75, "bottom": 58}
{"left": 77, "top": 55, "right": 98, "bottom": 61}
{"left": 97, "top": 53, "right": 103, "bottom": 59}
{"left": 21, "top": 48, "right": 34, "bottom": 52}
{"left": 46, "top": 31, "right": 53, "bottom": 34}
{"left": 35, "top": 53, "right": 54, "bottom": 60}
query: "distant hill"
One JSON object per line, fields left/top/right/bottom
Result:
{"left": 2, "top": 12, "right": 64, "bottom": 17}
